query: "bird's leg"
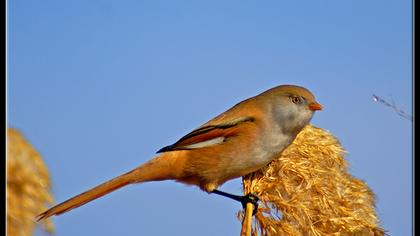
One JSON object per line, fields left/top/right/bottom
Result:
{"left": 210, "top": 189, "right": 259, "bottom": 215}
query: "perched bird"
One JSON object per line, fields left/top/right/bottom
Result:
{"left": 36, "top": 84, "right": 322, "bottom": 221}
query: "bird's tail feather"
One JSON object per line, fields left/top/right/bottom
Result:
{"left": 36, "top": 153, "right": 180, "bottom": 221}
{"left": 36, "top": 169, "right": 136, "bottom": 221}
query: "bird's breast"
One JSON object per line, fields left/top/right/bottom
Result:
{"left": 250, "top": 125, "right": 295, "bottom": 168}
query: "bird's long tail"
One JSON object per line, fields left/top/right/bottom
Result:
{"left": 36, "top": 154, "right": 181, "bottom": 221}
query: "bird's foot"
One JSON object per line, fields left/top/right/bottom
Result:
{"left": 240, "top": 193, "right": 259, "bottom": 216}
{"left": 210, "top": 189, "right": 259, "bottom": 215}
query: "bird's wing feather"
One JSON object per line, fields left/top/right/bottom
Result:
{"left": 157, "top": 116, "right": 255, "bottom": 153}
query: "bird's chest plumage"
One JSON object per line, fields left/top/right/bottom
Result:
{"left": 236, "top": 124, "right": 294, "bottom": 175}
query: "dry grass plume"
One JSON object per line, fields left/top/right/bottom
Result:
{"left": 239, "top": 125, "right": 384, "bottom": 236}
{"left": 7, "top": 128, "right": 54, "bottom": 236}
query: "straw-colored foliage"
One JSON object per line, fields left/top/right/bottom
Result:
{"left": 7, "top": 128, "right": 54, "bottom": 236}
{"left": 239, "top": 125, "right": 384, "bottom": 236}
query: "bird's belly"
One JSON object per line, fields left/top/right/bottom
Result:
{"left": 223, "top": 149, "right": 278, "bottom": 181}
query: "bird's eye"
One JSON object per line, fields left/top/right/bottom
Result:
{"left": 290, "top": 96, "right": 302, "bottom": 104}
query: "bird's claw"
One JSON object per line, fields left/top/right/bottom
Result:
{"left": 240, "top": 193, "right": 259, "bottom": 216}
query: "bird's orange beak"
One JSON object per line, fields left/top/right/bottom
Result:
{"left": 308, "top": 102, "right": 323, "bottom": 111}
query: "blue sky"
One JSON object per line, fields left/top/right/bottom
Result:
{"left": 8, "top": 1, "right": 412, "bottom": 235}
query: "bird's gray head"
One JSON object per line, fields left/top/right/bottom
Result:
{"left": 259, "top": 85, "right": 322, "bottom": 135}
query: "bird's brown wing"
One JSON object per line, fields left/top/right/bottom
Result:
{"left": 157, "top": 116, "right": 255, "bottom": 153}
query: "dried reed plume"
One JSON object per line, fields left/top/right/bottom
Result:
{"left": 238, "top": 125, "right": 385, "bottom": 236}
{"left": 7, "top": 128, "right": 54, "bottom": 236}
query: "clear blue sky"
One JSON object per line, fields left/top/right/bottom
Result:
{"left": 8, "top": 1, "right": 412, "bottom": 235}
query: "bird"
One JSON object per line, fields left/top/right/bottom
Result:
{"left": 36, "top": 84, "right": 322, "bottom": 221}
